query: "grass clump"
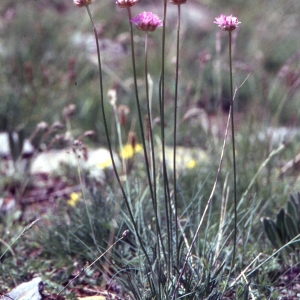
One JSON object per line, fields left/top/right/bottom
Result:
{"left": 1, "top": 1, "right": 300, "bottom": 299}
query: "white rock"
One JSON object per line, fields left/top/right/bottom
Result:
{"left": 30, "top": 148, "right": 120, "bottom": 179}
{"left": 0, "top": 132, "right": 34, "bottom": 158}
{"left": 257, "top": 126, "right": 299, "bottom": 145}
{"left": 3, "top": 277, "right": 43, "bottom": 300}
{"left": 30, "top": 149, "right": 77, "bottom": 174}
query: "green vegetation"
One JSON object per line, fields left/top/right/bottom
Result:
{"left": 1, "top": 0, "right": 300, "bottom": 299}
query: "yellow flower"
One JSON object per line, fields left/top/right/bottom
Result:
{"left": 67, "top": 192, "right": 82, "bottom": 207}
{"left": 186, "top": 159, "right": 196, "bottom": 169}
{"left": 119, "top": 143, "right": 142, "bottom": 159}
{"left": 96, "top": 158, "right": 112, "bottom": 169}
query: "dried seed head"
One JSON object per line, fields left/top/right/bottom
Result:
{"left": 63, "top": 104, "right": 76, "bottom": 119}
{"left": 83, "top": 130, "right": 95, "bottom": 137}
{"left": 108, "top": 89, "right": 117, "bottom": 107}
{"left": 51, "top": 122, "right": 64, "bottom": 131}
{"left": 122, "top": 230, "right": 129, "bottom": 237}
{"left": 36, "top": 121, "right": 49, "bottom": 131}
{"left": 128, "top": 131, "right": 136, "bottom": 150}
{"left": 117, "top": 105, "right": 130, "bottom": 126}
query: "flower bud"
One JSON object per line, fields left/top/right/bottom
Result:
{"left": 73, "top": 0, "right": 92, "bottom": 8}
{"left": 116, "top": 0, "right": 138, "bottom": 8}
{"left": 169, "top": 0, "right": 186, "bottom": 5}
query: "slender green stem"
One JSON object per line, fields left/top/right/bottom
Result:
{"left": 126, "top": 8, "right": 155, "bottom": 211}
{"left": 171, "top": 108, "right": 232, "bottom": 300}
{"left": 229, "top": 30, "right": 237, "bottom": 276}
{"left": 85, "top": 6, "right": 151, "bottom": 264}
{"left": 173, "top": 4, "right": 181, "bottom": 267}
{"left": 144, "top": 32, "right": 156, "bottom": 207}
{"left": 126, "top": 7, "right": 161, "bottom": 266}
{"left": 144, "top": 32, "right": 164, "bottom": 261}
{"left": 126, "top": 7, "right": 167, "bottom": 267}
{"left": 159, "top": 0, "right": 172, "bottom": 279}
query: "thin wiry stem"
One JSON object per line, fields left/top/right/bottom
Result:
{"left": 58, "top": 231, "right": 128, "bottom": 298}
{"left": 127, "top": 8, "right": 168, "bottom": 291}
{"left": 221, "top": 31, "right": 238, "bottom": 296}
{"left": 126, "top": 8, "right": 156, "bottom": 211}
{"left": 126, "top": 7, "right": 168, "bottom": 268}
{"left": 144, "top": 32, "right": 165, "bottom": 264}
{"left": 229, "top": 30, "right": 237, "bottom": 277}
{"left": 85, "top": 6, "right": 151, "bottom": 264}
{"left": 159, "top": 0, "right": 172, "bottom": 279}
{"left": 173, "top": 4, "right": 181, "bottom": 267}
{"left": 144, "top": 33, "right": 154, "bottom": 181}
{"left": 0, "top": 219, "right": 39, "bottom": 262}
{"left": 171, "top": 105, "right": 231, "bottom": 300}
{"left": 144, "top": 31, "right": 156, "bottom": 215}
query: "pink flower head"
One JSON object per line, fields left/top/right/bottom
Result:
{"left": 131, "top": 12, "right": 163, "bottom": 32}
{"left": 214, "top": 14, "right": 240, "bottom": 31}
{"left": 169, "top": 0, "right": 187, "bottom": 4}
{"left": 116, "top": 0, "right": 138, "bottom": 8}
{"left": 73, "top": 0, "right": 92, "bottom": 7}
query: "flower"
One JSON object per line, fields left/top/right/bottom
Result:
{"left": 131, "top": 12, "right": 163, "bottom": 32}
{"left": 96, "top": 158, "right": 112, "bottom": 169}
{"left": 186, "top": 159, "right": 196, "bottom": 169}
{"left": 214, "top": 14, "right": 240, "bottom": 31}
{"left": 116, "top": 0, "right": 138, "bottom": 8}
{"left": 169, "top": 0, "right": 186, "bottom": 4}
{"left": 73, "top": 0, "right": 92, "bottom": 7}
{"left": 67, "top": 192, "right": 82, "bottom": 207}
{"left": 119, "top": 143, "right": 142, "bottom": 159}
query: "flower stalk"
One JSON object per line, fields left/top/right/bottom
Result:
{"left": 128, "top": 9, "right": 157, "bottom": 207}
{"left": 84, "top": 4, "right": 151, "bottom": 264}
{"left": 144, "top": 31, "right": 157, "bottom": 207}
{"left": 159, "top": 0, "right": 173, "bottom": 280}
{"left": 214, "top": 12, "right": 240, "bottom": 279}
{"left": 129, "top": 10, "right": 168, "bottom": 295}
{"left": 228, "top": 30, "right": 237, "bottom": 276}
{"left": 173, "top": 2, "right": 182, "bottom": 268}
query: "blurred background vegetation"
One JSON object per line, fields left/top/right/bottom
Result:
{"left": 1, "top": 0, "right": 299, "bottom": 207}
{"left": 0, "top": 0, "right": 300, "bottom": 243}
{"left": 1, "top": 0, "right": 300, "bottom": 295}
{"left": 1, "top": 0, "right": 300, "bottom": 145}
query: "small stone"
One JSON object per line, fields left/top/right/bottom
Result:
{"left": 3, "top": 277, "right": 43, "bottom": 300}
{"left": 0, "top": 132, "right": 34, "bottom": 159}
